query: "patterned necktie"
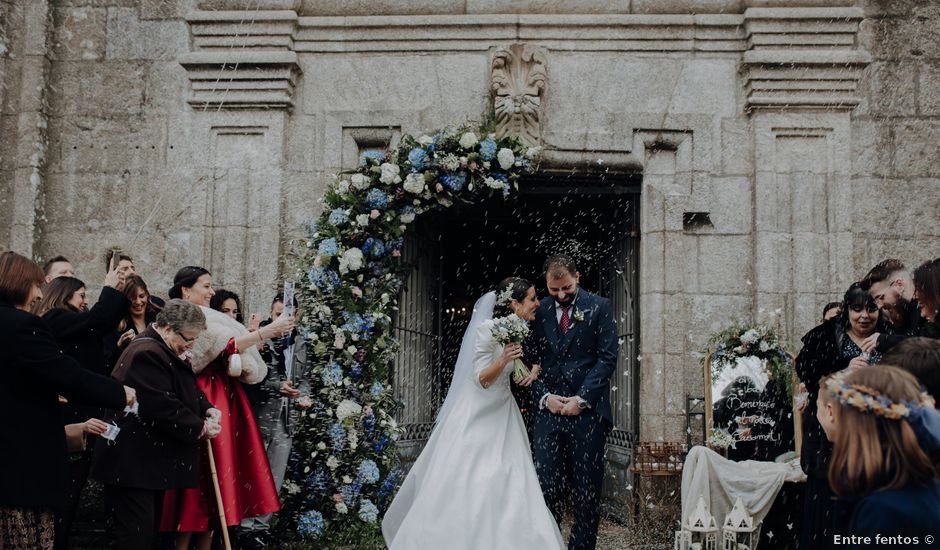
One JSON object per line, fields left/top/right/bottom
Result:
{"left": 560, "top": 305, "right": 571, "bottom": 334}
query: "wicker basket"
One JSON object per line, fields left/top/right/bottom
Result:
{"left": 629, "top": 442, "right": 687, "bottom": 476}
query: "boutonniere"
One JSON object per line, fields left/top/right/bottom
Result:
{"left": 573, "top": 308, "right": 585, "bottom": 322}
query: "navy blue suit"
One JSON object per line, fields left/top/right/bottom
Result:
{"left": 528, "top": 289, "right": 618, "bottom": 550}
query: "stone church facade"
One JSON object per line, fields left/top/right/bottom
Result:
{"left": 1, "top": 0, "right": 938, "bottom": 445}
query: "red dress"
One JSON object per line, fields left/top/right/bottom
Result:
{"left": 160, "top": 339, "right": 280, "bottom": 531}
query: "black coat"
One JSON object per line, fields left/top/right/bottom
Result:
{"left": 876, "top": 298, "right": 940, "bottom": 353}
{"left": 92, "top": 326, "right": 213, "bottom": 490}
{"left": 0, "top": 303, "right": 126, "bottom": 510}
{"left": 43, "top": 286, "right": 128, "bottom": 422}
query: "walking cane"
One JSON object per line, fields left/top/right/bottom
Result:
{"left": 207, "top": 442, "right": 233, "bottom": 550}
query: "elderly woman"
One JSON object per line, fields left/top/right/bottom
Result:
{"left": 0, "top": 251, "right": 134, "bottom": 550}
{"left": 92, "top": 299, "right": 219, "bottom": 550}
{"left": 796, "top": 282, "right": 892, "bottom": 550}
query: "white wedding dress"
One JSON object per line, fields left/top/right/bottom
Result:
{"left": 382, "top": 294, "right": 564, "bottom": 550}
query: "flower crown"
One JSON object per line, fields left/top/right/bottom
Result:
{"left": 496, "top": 285, "right": 515, "bottom": 306}
{"left": 825, "top": 374, "right": 936, "bottom": 421}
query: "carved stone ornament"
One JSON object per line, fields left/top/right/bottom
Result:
{"left": 490, "top": 44, "right": 547, "bottom": 146}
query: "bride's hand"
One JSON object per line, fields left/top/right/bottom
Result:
{"left": 517, "top": 364, "right": 540, "bottom": 387}
{"left": 500, "top": 343, "right": 523, "bottom": 365}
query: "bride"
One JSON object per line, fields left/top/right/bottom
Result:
{"left": 382, "top": 277, "right": 565, "bottom": 550}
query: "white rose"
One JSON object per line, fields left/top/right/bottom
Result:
{"left": 336, "top": 399, "right": 363, "bottom": 421}
{"left": 379, "top": 163, "right": 400, "bottom": 184}
{"left": 400, "top": 211, "right": 416, "bottom": 224}
{"left": 484, "top": 176, "right": 504, "bottom": 189}
{"left": 458, "top": 132, "right": 478, "bottom": 149}
{"left": 403, "top": 173, "right": 426, "bottom": 194}
{"left": 335, "top": 502, "right": 348, "bottom": 514}
{"left": 356, "top": 214, "right": 369, "bottom": 226}
{"left": 351, "top": 173, "right": 370, "bottom": 190}
{"left": 336, "top": 179, "right": 351, "bottom": 194}
{"left": 327, "top": 456, "right": 339, "bottom": 470}
{"left": 525, "top": 146, "right": 542, "bottom": 160}
{"left": 440, "top": 153, "right": 460, "bottom": 171}
{"left": 339, "top": 247, "right": 364, "bottom": 274}
{"left": 497, "top": 148, "right": 515, "bottom": 170}
{"left": 348, "top": 429, "right": 359, "bottom": 450}
{"left": 417, "top": 135, "right": 434, "bottom": 146}
{"left": 342, "top": 475, "right": 353, "bottom": 484}
{"left": 317, "top": 442, "right": 326, "bottom": 450}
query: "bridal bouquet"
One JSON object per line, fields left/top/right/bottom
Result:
{"left": 491, "top": 315, "right": 531, "bottom": 383}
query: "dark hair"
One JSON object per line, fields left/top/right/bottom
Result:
{"left": 211, "top": 289, "right": 244, "bottom": 324}
{"left": 42, "top": 255, "right": 71, "bottom": 276}
{"left": 169, "top": 266, "right": 211, "bottom": 299}
{"left": 272, "top": 293, "right": 298, "bottom": 309}
{"left": 0, "top": 251, "right": 46, "bottom": 306}
{"left": 494, "top": 277, "right": 533, "bottom": 317}
{"left": 543, "top": 254, "right": 577, "bottom": 279}
{"left": 822, "top": 301, "right": 842, "bottom": 319}
{"left": 882, "top": 337, "right": 940, "bottom": 399}
{"left": 913, "top": 258, "right": 940, "bottom": 321}
{"left": 105, "top": 252, "right": 133, "bottom": 273}
{"left": 32, "top": 276, "right": 86, "bottom": 317}
{"left": 117, "top": 275, "right": 161, "bottom": 331}
{"left": 862, "top": 258, "right": 907, "bottom": 290}
{"left": 836, "top": 282, "right": 886, "bottom": 332}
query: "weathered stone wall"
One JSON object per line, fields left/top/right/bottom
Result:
{"left": 0, "top": 0, "right": 937, "bottom": 443}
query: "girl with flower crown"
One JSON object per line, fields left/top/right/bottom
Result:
{"left": 817, "top": 366, "right": 940, "bottom": 542}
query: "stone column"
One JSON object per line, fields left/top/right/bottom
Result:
{"left": 743, "top": 3, "right": 870, "bottom": 341}
{"left": 179, "top": 6, "right": 301, "bottom": 311}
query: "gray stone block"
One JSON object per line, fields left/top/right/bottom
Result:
{"left": 851, "top": 119, "right": 893, "bottom": 178}
{"left": 697, "top": 234, "right": 752, "bottom": 294}
{"left": 639, "top": 353, "right": 665, "bottom": 416}
{"left": 858, "top": 61, "right": 918, "bottom": 117}
{"left": 106, "top": 8, "right": 188, "bottom": 60}
{"left": 893, "top": 121, "right": 940, "bottom": 178}
{"left": 919, "top": 62, "right": 940, "bottom": 116}
{"left": 47, "top": 61, "right": 146, "bottom": 115}
{"left": 51, "top": 7, "right": 107, "bottom": 61}
{"left": 48, "top": 114, "right": 166, "bottom": 173}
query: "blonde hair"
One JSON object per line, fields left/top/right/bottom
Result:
{"left": 827, "top": 366, "right": 937, "bottom": 497}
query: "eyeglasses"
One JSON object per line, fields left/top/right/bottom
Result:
{"left": 175, "top": 330, "right": 197, "bottom": 343}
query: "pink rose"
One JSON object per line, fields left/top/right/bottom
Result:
{"left": 392, "top": 249, "right": 401, "bottom": 258}
{"left": 333, "top": 493, "right": 344, "bottom": 502}
{"left": 370, "top": 209, "right": 380, "bottom": 219}
{"left": 351, "top": 286, "right": 363, "bottom": 298}
{"left": 435, "top": 183, "right": 444, "bottom": 193}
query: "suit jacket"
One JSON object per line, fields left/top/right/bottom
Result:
{"left": 528, "top": 289, "right": 619, "bottom": 425}
{"left": 0, "top": 302, "right": 126, "bottom": 510}
{"left": 92, "top": 326, "right": 213, "bottom": 490}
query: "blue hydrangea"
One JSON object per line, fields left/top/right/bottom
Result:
{"left": 305, "top": 469, "right": 330, "bottom": 494}
{"left": 349, "top": 364, "right": 362, "bottom": 380}
{"left": 359, "top": 499, "right": 379, "bottom": 523}
{"left": 364, "top": 188, "right": 389, "bottom": 210}
{"left": 308, "top": 267, "right": 341, "bottom": 294}
{"left": 317, "top": 238, "right": 339, "bottom": 257}
{"left": 478, "top": 138, "right": 497, "bottom": 161}
{"left": 297, "top": 509, "right": 325, "bottom": 537}
{"left": 359, "top": 150, "right": 385, "bottom": 167}
{"left": 358, "top": 459, "right": 380, "bottom": 484}
{"left": 362, "top": 237, "right": 386, "bottom": 258}
{"left": 342, "top": 311, "right": 374, "bottom": 340}
{"left": 373, "top": 434, "right": 388, "bottom": 453}
{"left": 370, "top": 381, "right": 384, "bottom": 397}
{"left": 328, "top": 208, "right": 348, "bottom": 225}
{"left": 321, "top": 361, "right": 343, "bottom": 386}
{"left": 363, "top": 413, "right": 375, "bottom": 433}
{"left": 378, "top": 470, "right": 401, "bottom": 499}
{"left": 408, "top": 148, "right": 428, "bottom": 171}
{"left": 341, "top": 480, "right": 362, "bottom": 505}
{"left": 329, "top": 422, "right": 346, "bottom": 451}
{"left": 441, "top": 172, "right": 467, "bottom": 192}
{"left": 387, "top": 236, "right": 404, "bottom": 254}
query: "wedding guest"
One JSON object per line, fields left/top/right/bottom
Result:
{"left": 913, "top": 257, "right": 940, "bottom": 325}
{"left": 238, "top": 294, "right": 311, "bottom": 549}
{"left": 0, "top": 251, "right": 134, "bottom": 550}
{"left": 818, "top": 366, "right": 940, "bottom": 539}
{"left": 796, "top": 282, "right": 890, "bottom": 550}
{"left": 104, "top": 253, "right": 135, "bottom": 278}
{"left": 210, "top": 289, "right": 244, "bottom": 324}
{"left": 882, "top": 337, "right": 940, "bottom": 403}
{"left": 861, "top": 259, "right": 934, "bottom": 353}
{"left": 105, "top": 275, "right": 162, "bottom": 371}
{"left": 92, "top": 299, "right": 220, "bottom": 550}
{"left": 43, "top": 255, "right": 75, "bottom": 282}
{"left": 160, "top": 267, "right": 290, "bottom": 550}
{"left": 31, "top": 272, "right": 129, "bottom": 549}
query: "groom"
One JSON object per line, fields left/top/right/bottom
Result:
{"left": 528, "top": 254, "right": 618, "bottom": 550}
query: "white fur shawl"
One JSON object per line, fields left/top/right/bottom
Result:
{"left": 190, "top": 306, "right": 268, "bottom": 384}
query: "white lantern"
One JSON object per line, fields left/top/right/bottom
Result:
{"left": 721, "top": 498, "right": 760, "bottom": 550}
{"left": 674, "top": 496, "right": 719, "bottom": 550}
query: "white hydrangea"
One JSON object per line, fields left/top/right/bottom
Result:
{"left": 348, "top": 429, "right": 359, "bottom": 450}
{"left": 400, "top": 211, "right": 416, "bottom": 224}
{"left": 417, "top": 135, "right": 434, "bottom": 146}
{"left": 484, "top": 176, "right": 504, "bottom": 189}
{"left": 317, "top": 442, "right": 327, "bottom": 450}
{"left": 335, "top": 502, "right": 348, "bottom": 514}
{"left": 497, "top": 148, "right": 516, "bottom": 170}
{"left": 379, "top": 162, "right": 401, "bottom": 184}
{"left": 350, "top": 173, "right": 371, "bottom": 190}
{"left": 525, "top": 146, "right": 542, "bottom": 160}
{"left": 335, "top": 399, "right": 363, "bottom": 421}
{"left": 440, "top": 153, "right": 460, "bottom": 171}
{"left": 403, "top": 172, "right": 426, "bottom": 194}
{"left": 339, "top": 247, "right": 364, "bottom": 274}
{"left": 356, "top": 214, "right": 369, "bottom": 226}
{"left": 327, "top": 456, "right": 339, "bottom": 470}
{"left": 336, "top": 179, "right": 351, "bottom": 194}
{"left": 740, "top": 329, "right": 760, "bottom": 345}
{"left": 458, "top": 131, "right": 478, "bottom": 149}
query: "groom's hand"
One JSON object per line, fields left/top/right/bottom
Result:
{"left": 559, "top": 397, "right": 582, "bottom": 416}
{"left": 545, "top": 395, "right": 569, "bottom": 414}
